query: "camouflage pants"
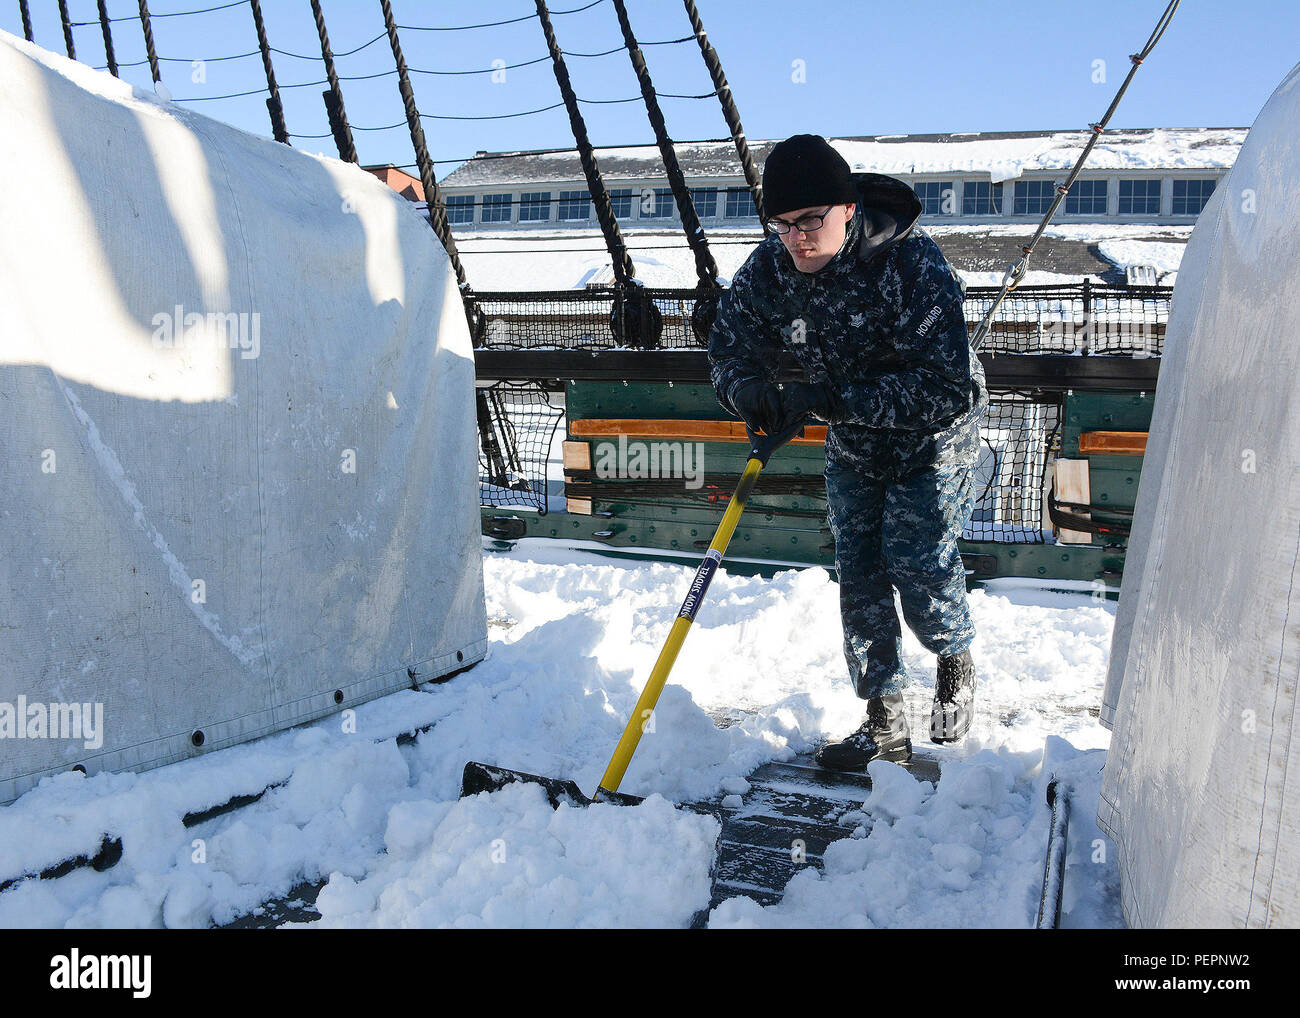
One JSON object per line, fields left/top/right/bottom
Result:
{"left": 825, "top": 456, "right": 976, "bottom": 699}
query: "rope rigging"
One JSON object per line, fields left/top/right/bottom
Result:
{"left": 246, "top": 0, "right": 288, "bottom": 143}
{"left": 95, "top": 0, "right": 118, "bottom": 76}
{"left": 137, "top": 1, "right": 162, "bottom": 83}
{"left": 968, "top": 0, "right": 1181, "bottom": 352}
{"left": 15, "top": 0, "right": 1177, "bottom": 359}
{"left": 399, "top": 0, "right": 609, "bottom": 32}
{"left": 53, "top": 0, "right": 721, "bottom": 182}
{"left": 56, "top": 0, "right": 75, "bottom": 59}
{"left": 96, "top": 41, "right": 702, "bottom": 83}
{"left": 376, "top": 0, "right": 469, "bottom": 294}
{"left": 310, "top": 0, "right": 357, "bottom": 163}
{"left": 683, "top": 0, "right": 764, "bottom": 223}
{"left": 32, "top": 0, "right": 766, "bottom": 349}
{"left": 9, "top": 0, "right": 1185, "bottom": 542}
{"left": 533, "top": 0, "right": 639, "bottom": 318}
{"left": 141, "top": 0, "right": 246, "bottom": 19}
{"left": 72, "top": 0, "right": 249, "bottom": 23}
{"left": 610, "top": 0, "right": 721, "bottom": 346}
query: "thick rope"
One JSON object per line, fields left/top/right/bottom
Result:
{"left": 310, "top": 0, "right": 358, "bottom": 163}
{"left": 377, "top": 0, "right": 470, "bottom": 291}
{"left": 96, "top": 0, "right": 118, "bottom": 77}
{"left": 57, "top": 0, "right": 75, "bottom": 59}
{"left": 376, "top": 6, "right": 500, "bottom": 472}
{"left": 19, "top": 0, "right": 33, "bottom": 42}
{"left": 683, "top": 0, "right": 764, "bottom": 221}
{"left": 137, "top": 1, "right": 162, "bottom": 83}
{"left": 247, "top": 0, "right": 289, "bottom": 144}
{"left": 970, "top": 0, "right": 1180, "bottom": 352}
{"left": 611, "top": 0, "right": 718, "bottom": 292}
{"left": 533, "top": 0, "right": 636, "bottom": 288}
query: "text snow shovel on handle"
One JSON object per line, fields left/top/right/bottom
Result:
{"left": 461, "top": 418, "right": 809, "bottom": 808}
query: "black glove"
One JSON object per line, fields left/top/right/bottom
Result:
{"left": 778, "top": 380, "right": 843, "bottom": 431}
{"left": 730, "top": 379, "right": 783, "bottom": 435}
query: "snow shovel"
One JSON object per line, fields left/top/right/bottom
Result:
{"left": 461, "top": 418, "right": 809, "bottom": 807}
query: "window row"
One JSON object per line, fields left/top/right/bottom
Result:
{"left": 444, "top": 177, "right": 1218, "bottom": 224}
{"left": 445, "top": 187, "right": 757, "bottom": 224}
{"left": 912, "top": 177, "right": 1218, "bottom": 217}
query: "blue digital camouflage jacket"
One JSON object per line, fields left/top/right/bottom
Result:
{"left": 707, "top": 172, "right": 988, "bottom": 479}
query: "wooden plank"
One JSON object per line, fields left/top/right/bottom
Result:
{"left": 1078, "top": 430, "right": 1148, "bottom": 455}
{"left": 1054, "top": 458, "right": 1092, "bottom": 544}
{"left": 570, "top": 418, "right": 828, "bottom": 445}
{"left": 565, "top": 497, "right": 592, "bottom": 516}
{"left": 562, "top": 440, "right": 591, "bottom": 470}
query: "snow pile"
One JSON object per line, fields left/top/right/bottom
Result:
{"left": 306, "top": 784, "right": 717, "bottom": 928}
{"left": 710, "top": 740, "right": 1117, "bottom": 929}
{"left": 0, "top": 542, "right": 1117, "bottom": 928}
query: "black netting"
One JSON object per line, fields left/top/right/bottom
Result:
{"left": 477, "top": 381, "right": 564, "bottom": 513}
{"left": 484, "top": 384, "right": 1063, "bottom": 543}
{"left": 964, "top": 283, "right": 1166, "bottom": 356}
{"left": 474, "top": 283, "right": 1170, "bottom": 356}
{"left": 967, "top": 391, "right": 1063, "bottom": 543}
{"left": 475, "top": 287, "right": 700, "bottom": 350}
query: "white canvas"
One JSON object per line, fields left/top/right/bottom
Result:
{"left": 0, "top": 32, "right": 487, "bottom": 806}
{"left": 1098, "top": 61, "right": 1300, "bottom": 928}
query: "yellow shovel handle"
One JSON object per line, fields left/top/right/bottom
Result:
{"left": 594, "top": 454, "right": 765, "bottom": 798}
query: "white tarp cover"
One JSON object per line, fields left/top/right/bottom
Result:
{"left": 0, "top": 33, "right": 487, "bottom": 806}
{"left": 1098, "top": 62, "right": 1300, "bottom": 928}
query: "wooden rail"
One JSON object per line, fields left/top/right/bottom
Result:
{"left": 569, "top": 418, "right": 829, "bottom": 445}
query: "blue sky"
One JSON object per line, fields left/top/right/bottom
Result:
{"left": 6, "top": 0, "right": 1296, "bottom": 177}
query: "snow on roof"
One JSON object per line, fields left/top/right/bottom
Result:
{"left": 833, "top": 128, "right": 1245, "bottom": 183}
{"left": 440, "top": 128, "right": 1245, "bottom": 188}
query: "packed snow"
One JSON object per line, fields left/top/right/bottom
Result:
{"left": 0, "top": 544, "right": 1121, "bottom": 929}
{"left": 1095, "top": 239, "right": 1186, "bottom": 280}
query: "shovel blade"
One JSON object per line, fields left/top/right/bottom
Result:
{"left": 460, "top": 761, "right": 644, "bottom": 808}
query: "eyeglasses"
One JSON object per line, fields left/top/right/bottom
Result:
{"left": 764, "top": 206, "right": 835, "bottom": 236}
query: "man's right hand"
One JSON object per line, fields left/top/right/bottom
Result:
{"left": 777, "top": 380, "right": 843, "bottom": 432}
{"left": 731, "top": 380, "right": 784, "bottom": 435}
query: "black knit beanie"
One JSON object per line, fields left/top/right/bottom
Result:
{"left": 761, "top": 134, "right": 858, "bottom": 218}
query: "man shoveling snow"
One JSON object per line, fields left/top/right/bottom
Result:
{"left": 707, "top": 134, "right": 988, "bottom": 769}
